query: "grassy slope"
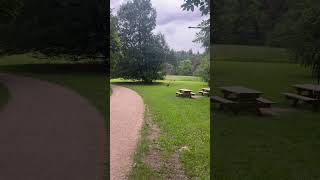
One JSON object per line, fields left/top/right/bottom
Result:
{"left": 112, "top": 78, "right": 210, "bottom": 179}
{"left": 212, "top": 45, "right": 320, "bottom": 179}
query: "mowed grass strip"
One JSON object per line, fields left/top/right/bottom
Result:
{"left": 212, "top": 47, "right": 320, "bottom": 179}
{"left": 165, "top": 75, "right": 202, "bottom": 82}
{"left": 112, "top": 77, "right": 210, "bottom": 179}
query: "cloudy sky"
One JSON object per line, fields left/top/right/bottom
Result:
{"left": 111, "top": 0, "right": 208, "bottom": 53}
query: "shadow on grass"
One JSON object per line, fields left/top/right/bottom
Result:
{"left": 0, "top": 63, "right": 106, "bottom": 75}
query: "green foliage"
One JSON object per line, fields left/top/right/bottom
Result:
{"left": 181, "top": 0, "right": 210, "bottom": 49}
{"left": 290, "top": 6, "right": 320, "bottom": 83}
{"left": 214, "top": 0, "right": 290, "bottom": 45}
{"left": 0, "top": 0, "right": 23, "bottom": 22}
{"left": 177, "top": 59, "right": 192, "bottom": 76}
{"left": 270, "top": 1, "right": 320, "bottom": 83}
{"left": 0, "top": 0, "right": 107, "bottom": 60}
{"left": 181, "top": 0, "right": 209, "bottom": 16}
{"left": 194, "top": 54, "right": 209, "bottom": 82}
{"left": 110, "top": 10, "right": 121, "bottom": 77}
{"left": 116, "top": 0, "right": 168, "bottom": 83}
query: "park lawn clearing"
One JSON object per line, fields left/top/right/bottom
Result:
{"left": 212, "top": 45, "right": 320, "bottom": 179}
{"left": 111, "top": 77, "right": 210, "bottom": 179}
{"left": 165, "top": 75, "right": 202, "bottom": 82}
{"left": 213, "top": 44, "right": 290, "bottom": 63}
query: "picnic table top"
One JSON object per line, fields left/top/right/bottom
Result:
{"left": 293, "top": 84, "right": 320, "bottom": 92}
{"left": 202, "top": 88, "right": 210, "bottom": 91}
{"left": 220, "top": 86, "right": 263, "bottom": 95}
{"left": 179, "top": 89, "right": 193, "bottom": 92}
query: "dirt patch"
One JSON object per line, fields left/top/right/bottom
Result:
{"left": 142, "top": 108, "right": 189, "bottom": 179}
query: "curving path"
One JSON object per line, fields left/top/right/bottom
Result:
{"left": 110, "top": 85, "right": 144, "bottom": 180}
{"left": 0, "top": 73, "right": 104, "bottom": 180}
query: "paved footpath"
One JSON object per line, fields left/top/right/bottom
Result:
{"left": 110, "top": 85, "right": 144, "bottom": 180}
{"left": 0, "top": 73, "right": 104, "bottom": 180}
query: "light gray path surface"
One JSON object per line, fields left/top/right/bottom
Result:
{"left": 0, "top": 73, "right": 104, "bottom": 180}
{"left": 110, "top": 85, "right": 144, "bottom": 180}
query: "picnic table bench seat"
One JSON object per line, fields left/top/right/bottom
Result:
{"left": 211, "top": 96, "right": 237, "bottom": 112}
{"left": 212, "top": 96, "right": 235, "bottom": 104}
{"left": 282, "top": 92, "right": 318, "bottom": 110}
{"left": 282, "top": 92, "right": 316, "bottom": 102}
{"left": 256, "top": 97, "right": 275, "bottom": 108}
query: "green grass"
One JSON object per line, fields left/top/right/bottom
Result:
{"left": 0, "top": 82, "right": 10, "bottom": 110}
{"left": 213, "top": 44, "right": 290, "bottom": 63}
{"left": 111, "top": 78, "right": 210, "bottom": 179}
{"left": 212, "top": 46, "right": 320, "bottom": 179}
{"left": 165, "top": 75, "right": 202, "bottom": 82}
{"left": 0, "top": 54, "right": 108, "bottom": 177}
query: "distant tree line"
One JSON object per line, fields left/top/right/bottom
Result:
{"left": 213, "top": 0, "right": 318, "bottom": 47}
{"left": 213, "top": 0, "right": 320, "bottom": 83}
{"left": 163, "top": 49, "right": 208, "bottom": 79}
{"left": 0, "top": 0, "right": 107, "bottom": 62}
{"left": 111, "top": 0, "right": 210, "bottom": 83}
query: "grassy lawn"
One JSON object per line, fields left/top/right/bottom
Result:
{"left": 0, "top": 54, "right": 108, "bottom": 177}
{"left": 165, "top": 75, "right": 202, "bottom": 82}
{"left": 213, "top": 44, "right": 290, "bottom": 63}
{"left": 212, "top": 45, "right": 320, "bottom": 179}
{"left": 111, "top": 77, "right": 210, "bottom": 179}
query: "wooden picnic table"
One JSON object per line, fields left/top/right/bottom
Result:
{"left": 200, "top": 87, "right": 210, "bottom": 96}
{"left": 293, "top": 84, "right": 320, "bottom": 99}
{"left": 202, "top": 88, "right": 210, "bottom": 92}
{"left": 179, "top": 89, "right": 193, "bottom": 93}
{"left": 213, "top": 86, "right": 274, "bottom": 115}
{"left": 177, "top": 89, "right": 194, "bottom": 98}
{"left": 220, "top": 86, "right": 263, "bottom": 101}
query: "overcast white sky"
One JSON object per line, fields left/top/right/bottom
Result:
{"left": 111, "top": 0, "right": 208, "bottom": 53}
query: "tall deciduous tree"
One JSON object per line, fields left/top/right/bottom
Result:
{"left": 116, "top": 0, "right": 168, "bottom": 83}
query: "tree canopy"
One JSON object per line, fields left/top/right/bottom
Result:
{"left": 114, "top": 0, "right": 168, "bottom": 83}
{"left": 181, "top": 0, "right": 210, "bottom": 49}
{"left": 279, "top": 3, "right": 320, "bottom": 83}
{"left": 0, "top": 0, "right": 107, "bottom": 60}
{"left": 0, "top": 0, "right": 23, "bottom": 22}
